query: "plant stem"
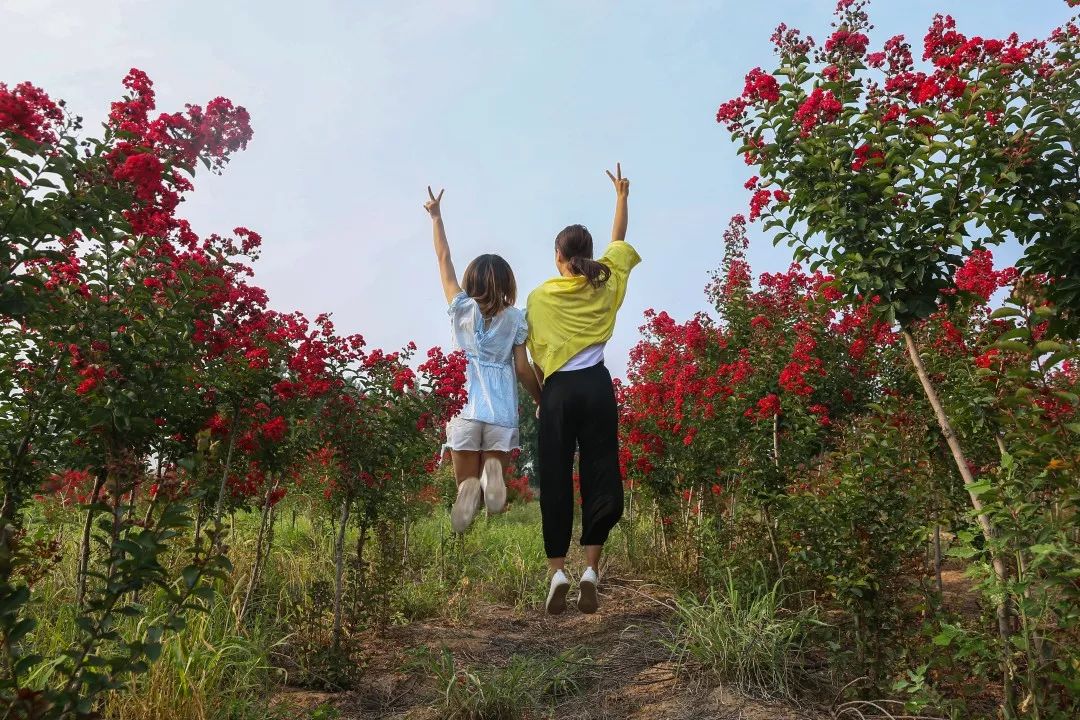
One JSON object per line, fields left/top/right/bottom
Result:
{"left": 238, "top": 476, "right": 276, "bottom": 627}
{"left": 212, "top": 405, "right": 240, "bottom": 527}
{"left": 76, "top": 473, "right": 108, "bottom": 608}
{"left": 332, "top": 492, "right": 351, "bottom": 652}
{"left": 901, "top": 328, "right": 1014, "bottom": 712}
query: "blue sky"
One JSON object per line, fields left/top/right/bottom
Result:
{"left": 2, "top": 0, "right": 1070, "bottom": 377}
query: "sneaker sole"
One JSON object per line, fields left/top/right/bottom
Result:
{"left": 482, "top": 459, "right": 506, "bottom": 514}
{"left": 578, "top": 579, "right": 598, "bottom": 614}
{"left": 546, "top": 581, "right": 570, "bottom": 615}
{"left": 450, "top": 481, "right": 481, "bottom": 534}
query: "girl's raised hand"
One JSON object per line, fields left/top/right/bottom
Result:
{"left": 605, "top": 163, "right": 629, "bottom": 198}
{"left": 424, "top": 186, "right": 445, "bottom": 219}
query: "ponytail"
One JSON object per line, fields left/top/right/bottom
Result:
{"left": 568, "top": 256, "right": 611, "bottom": 288}
{"left": 555, "top": 224, "right": 611, "bottom": 288}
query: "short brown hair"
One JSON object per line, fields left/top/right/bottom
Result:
{"left": 462, "top": 254, "right": 517, "bottom": 318}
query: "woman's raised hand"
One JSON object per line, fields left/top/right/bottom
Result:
{"left": 424, "top": 186, "right": 445, "bottom": 219}
{"left": 605, "top": 163, "right": 629, "bottom": 198}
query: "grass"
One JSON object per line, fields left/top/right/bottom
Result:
{"left": 405, "top": 502, "right": 549, "bottom": 611}
{"left": 17, "top": 498, "right": 558, "bottom": 718}
{"left": 22, "top": 497, "right": 775, "bottom": 718}
{"left": 102, "top": 601, "right": 285, "bottom": 720}
{"left": 414, "top": 645, "right": 597, "bottom": 720}
{"left": 664, "top": 569, "right": 824, "bottom": 701}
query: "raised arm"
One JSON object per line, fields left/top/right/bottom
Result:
{"left": 513, "top": 344, "right": 543, "bottom": 407}
{"left": 424, "top": 186, "right": 462, "bottom": 303}
{"left": 606, "top": 163, "right": 630, "bottom": 243}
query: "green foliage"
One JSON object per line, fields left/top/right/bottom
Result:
{"left": 413, "top": 645, "right": 595, "bottom": 720}
{"left": 664, "top": 569, "right": 822, "bottom": 701}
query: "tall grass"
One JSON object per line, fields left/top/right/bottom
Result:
{"left": 415, "top": 645, "right": 596, "bottom": 720}
{"left": 103, "top": 600, "right": 285, "bottom": 720}
{"left": 18, "top": 499, "right": 586, "bottom": 717}
{"left": 405, "top": 503, "right": 548, "bottom": 611}
{"left": 665, "top": 569, "right": 823, "bottom": 701}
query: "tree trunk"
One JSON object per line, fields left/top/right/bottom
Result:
{"left": 238, "top": 477, "right": 276, "bottom": 626}
{"left": 767, "top": 414, "right": 785, "bottom": 583}
{"left": 212, "top": 408, "right": 239, "bottom": 527}
{"left": 772, "top": 413, "right": 780, "bottom": 466}
{"left": 762, "top": 504, "right": 784, "bottom": 583}
{"left": 193, "top": 504, "right": 204, "bottom": 548}
{"left": 901, "top": 328, "right": 1013, "bottom": 710}
{"left": 332, "top": 494, "right": 351, "bottom": 652}
{"left": 76, "top": 473, "right": 108, "bottom": 608}
{"left": 934, "top": 525, "right": 943, "bottom": 595}
{"left": 354, "top": 507, "right": 371, "bottom": 616}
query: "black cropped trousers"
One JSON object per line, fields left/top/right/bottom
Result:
{"left": 537, "top": 362, "right": 624, "bottom": 559}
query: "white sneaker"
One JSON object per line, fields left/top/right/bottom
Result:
{"left": 578, "top": 566, "right": 599, "bottom": 614}
{"left": 545, "top": 570, "right": 571, "bottom": 615}
{"left": 450, "top": 478, "right": 481, "bottom": 533}
{"left": 480, "top": 458, "right": 506, "bottom": 514}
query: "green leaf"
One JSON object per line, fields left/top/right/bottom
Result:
{"left": 993, "top": 340, "right": 1031, "bottom": 354}
{"left": 948, "top": 545, "right": 980, "bottom": 559}
{"left": 181, "top": 565, "right": 201, "bottom": 590}
{"left": 997, "top": 327, "right": 1031, "bottom": 343}
{"left": 933, "top": 626, "right": 960, "bottom": 646}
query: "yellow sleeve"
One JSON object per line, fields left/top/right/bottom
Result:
{"left": 599, "top": 241, "right": 642, "bottom": 281}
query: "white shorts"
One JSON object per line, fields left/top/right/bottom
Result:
{"left": 445, "top": 417, "right": 520, "bottom": 452}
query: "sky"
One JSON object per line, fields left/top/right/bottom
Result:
{"left": 2, "top": 0, "right": 1071, "bottom": 378}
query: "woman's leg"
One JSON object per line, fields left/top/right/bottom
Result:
{"left": 576, "top": 365, "right": 624, "bottom": 566}
{"left": 478, "top": 449, "right": 510, "bottom": 513}
{"left": 449, "top": 449, "right": 483, "bottom": 533}
{"left": 451, "top": 450, "right": 482, "bottom": 485}
{"left": 538, "top": 375, "right": 578, "bottom": 570}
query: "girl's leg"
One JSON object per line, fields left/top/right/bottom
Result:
{"left": 479, "top": 449, "right": 510, "bottom": 513}
{"left": 451, "top": 450, "right": 482, "bottom": 485}
{"left": 576, "top": 365, "right": 624, "bottom": 565}
{"left": 538, "top": 375, "right": 578, "bottom": 570}
{"left": 450, "top": 449, "right": 483, "bottom": 533}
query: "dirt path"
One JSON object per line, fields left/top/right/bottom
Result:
{"left": 274, "top": 576, "right": 826, "bottom": 719}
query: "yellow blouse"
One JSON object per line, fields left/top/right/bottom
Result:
{"left": 526, "top": 241, "right": 641, "bottom": 379}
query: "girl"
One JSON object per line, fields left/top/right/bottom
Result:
{"left": 526, "top": 164, "right": 640, "bottom": 615}
{"left": 424, "top": 187, "right": 543, "bottom": 534}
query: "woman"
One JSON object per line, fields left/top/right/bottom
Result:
{"left": 423, "top": 187, "right": 543, "bottom": 534}
{"left": 526, "top": 164, "right": 640, "bottom": 615}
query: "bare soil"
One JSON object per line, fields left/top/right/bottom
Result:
{"left": 273, "top": 575, "right": 828, "bottom": 720}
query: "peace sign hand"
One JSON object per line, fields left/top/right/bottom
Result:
{"left": 605, "top": 163, "right": 629, "bottom": 198}
{"left": 424, "top": 186, "right": 445, "bottom": 219}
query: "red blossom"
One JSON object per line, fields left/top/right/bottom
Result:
{"left": 825, "top": 29, "right": 869, "bottom": 56}
{"left": 749, "top": 188, "right": 773, "bottom": 221}
{"left": 0, "top": 81, "right": 63, "bottom": 144}
{"left": 793, "top": 88, "right": 842, "bottom": 135}
{"left": 955, "top": 250, "right": 1016, "bottom": 301}
{"left": 260, "top": 416, "right": 288, "bottom": 443}
{"left": 743, "top": 68, "right": 781, "bottom": 103}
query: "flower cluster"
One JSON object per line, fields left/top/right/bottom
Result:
{"left": 954, "top": 250, "right": 1018, "bottom": 302}
{"left": 0, "top": 81, "right": 64, "bottom": 144}
{"left": 793, "top": 88, "right": 843, "bottom": 135}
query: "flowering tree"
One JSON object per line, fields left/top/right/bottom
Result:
{"left": 620, "top": 216, "right": 888, "bottom": 577}
{"left": 714, "top": 1, "right": 1080, "bottom": 712}
{"left": 1, "top": 69, "right": 469, "bottom": 717}
{"left": 317, "top": 342, "right": 466, "bottom": 647}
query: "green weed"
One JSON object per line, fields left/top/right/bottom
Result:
{"left": 665, "top": 569, "right": 823, "bottom": 701}
{"left": 413, "top": 645, "right": 596, "bottom": 720}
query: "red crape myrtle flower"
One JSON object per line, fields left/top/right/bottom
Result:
{"left": 953, "top": 250, "right": 1018, "bottom": 302}
{"left": 0, "top": 81, "right": 64, "bottom": 144}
